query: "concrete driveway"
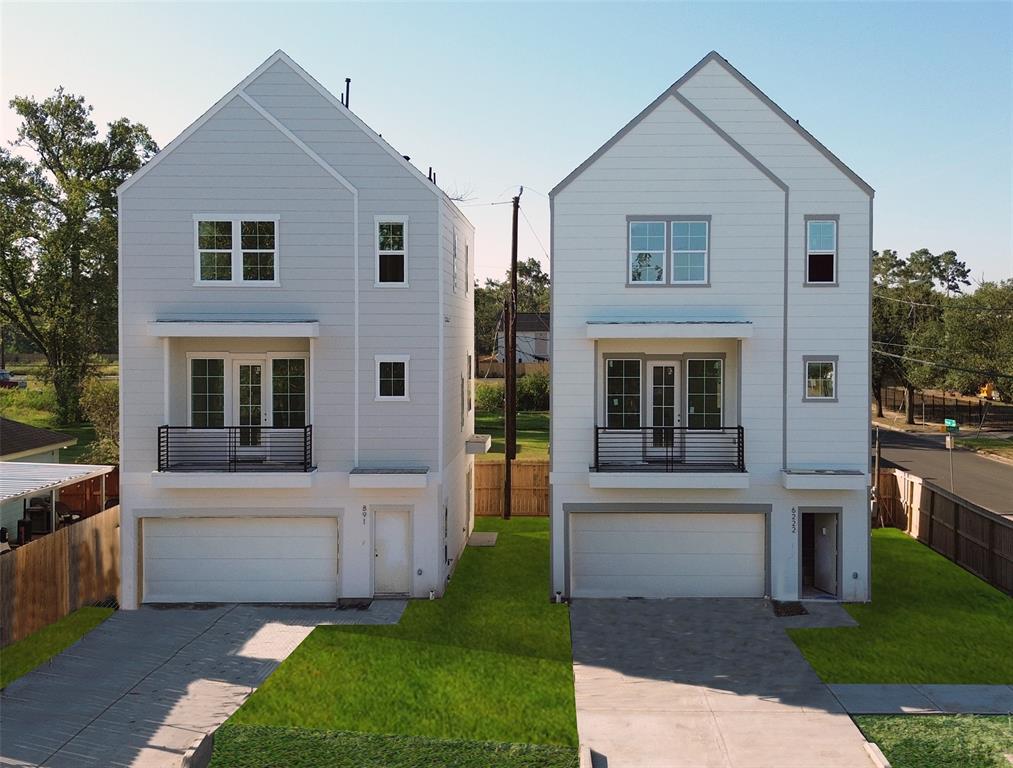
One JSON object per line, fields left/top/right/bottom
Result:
{"left": 0, "top": 602, "right": 404, "bottom": 768}
{"left": 571, "top": 599, "right": 877, "bottom": 768}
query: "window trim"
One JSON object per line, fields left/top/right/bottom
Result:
{"left": 803, "top": 355, "right": 838, "bottom": 402}
{"left": 375, "top": 215, "right": 409, "bottom": 288}
{"left": 804, "top": 215, "right": 839, "bottom": 287}
{"left": 193, "top": 214, "right": 280, "bottom": 287}
{"left": 626, "top": 215, "right": 712, "bottom": 287}
{"left": 375, "top": 354, "right": 410, "bottom": 401}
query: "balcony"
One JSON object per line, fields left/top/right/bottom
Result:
{"left": 590, "top": 426, "right": 748, "bottom": 489}
{"left": 155, "top": 426, "right": 314, "bottom": 486}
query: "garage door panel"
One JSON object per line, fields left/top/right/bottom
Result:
{"left": 574, "top": 530, "right": 763, "bottom": 556}
{"left": 571, "top": 512, "right": 764, "bottom": 598}
{"left": 143, "top": 517, "right": 338, "bottom": 603}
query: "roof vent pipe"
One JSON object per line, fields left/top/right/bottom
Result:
{"left": 403, "top": 155, "right": 410, "bottom": 162}
{"left": 344, "top": 78, "right": 351, "bottom": 109}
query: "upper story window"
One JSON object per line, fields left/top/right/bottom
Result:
{"left": 605, "top": 358, "right": 641, "bottom": 428}
{"left": 804, "top": 357, "right": 837, "bottom": 401}
{"left": 672, "top": 221, "right": 709, "bottom": 284}
{"left": 195, "top": 218, "right": 278, "bottom": 285}
{"left": 376, "top": 218, "right": 407, "bottom": 286}
{"left": 806, "top": 218, "right": 837, "bottom": 284}
{"left": 376, "top": 355, "right": 409, "bottom": 401}
{"left": 465, "top": 243, "right": 470, "bottom": 295}
{"left": 629, "top": 221, "right": 666, "bottom": 283}
{"left": 452, "top": 229, "right": 460, "bottom": 293}
{"left": 686, "top": 358, "right": 723, "bottom": 428}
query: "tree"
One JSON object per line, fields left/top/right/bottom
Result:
{"left": 473, "top": 257, "right": 550, "bottom": 356}
{"left": 872, "top": 248, "right": 970, "bottom": 423}
{"left": 937, "top": 281, "right": 1013, "bottom": 402}
{"left": 0, "top": 88, "right": 156, "bottom": 422}
{"left": 80, "top": 377, "right": 119, "bottom": 463}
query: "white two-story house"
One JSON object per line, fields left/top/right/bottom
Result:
{"left": 117, "top": 51, "right": 483, "bottom": 608}
{"left": 549, "top": 52, "right": 873, "bottom": 602}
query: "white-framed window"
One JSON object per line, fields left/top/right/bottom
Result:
{"left": 376, "top": 217, "right": 407, "bottom": 286}
{"left": 189, "top": 357, "right": 226, "bottom": 427}
{"left": 466, "top": 352, "right": 473, "bottom": 411}
{"left": 375, "top": 355, "right": 409, "bottom": 401}
{"left": 604, "top": 358, "right": 641, "bottom": 428}
{"left": 686, "top": 358, "right": 723, "bottom": 429}
{"left": 806, "top": 219, "right": 837, "bottom": 284}
{"left": 194, "top": 216, "right": 279, "bottom": 285}
{"left": 628, "top": 221, "right": 666, "bottom": 283}
{"left": 672, "top": 221, "right": 709, "bottom": 284}
{"left": 452, "top": 229, "right": 459, "bottom": 293}
{"left": 465, "top": 242, "right": 470, "bottom": 295}
{"left": 804, "top": 357, "right": 837, "bottom": 401}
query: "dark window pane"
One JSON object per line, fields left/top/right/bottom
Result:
{"left": 807, "top": 252, "right": 835, "bottom": 283}
{"left": 379, "top": 253, "right": 405, "bottom": 283}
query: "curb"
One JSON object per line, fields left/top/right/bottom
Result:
{"left": 863, "top": 741, "right": 891, "bottom": 768}
{"left": 579, "top": 744, "right": 593, "bottom": 768}
{"left": 181, "top": 731, "right": 214, "bottom": 768}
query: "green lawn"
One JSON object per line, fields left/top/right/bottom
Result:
{"left": 789, "top": 528, "right": 1013, "bottom": 683}
{"left": 957, "top": 436, "right": 1013, "bottom": 461}
{"left": 0, "top": 607, "right": 113, "bottom": 688}
{"left": 220, "top": 517, "right": 576, "bottom": 764}
{"left": 474, "top": 411, "right": 549, "bottom": 460}
{"left": 210, "top": 726, "right": 578, "bottom": 768}
{"left": 857, "top": 715, "right": 1013, "bottom": 768}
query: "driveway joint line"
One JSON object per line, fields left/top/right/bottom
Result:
{"left": 38, "top": 604, "right": 241, "bottom": 765}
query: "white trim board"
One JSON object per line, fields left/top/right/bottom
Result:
{"left": 147, "top": 321, "right": 320, "bottom": 338}
{"left": 586, "top": 321, "right": 753, "bottom": 340}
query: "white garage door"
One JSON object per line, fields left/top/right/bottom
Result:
{"left": 571, "top": 513, "right": 765, "bottom": 598}
{"left": 143, "top": 517, "right": 338, "bottom": 603}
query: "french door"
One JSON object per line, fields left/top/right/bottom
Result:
{"left": 647, "top": 361, "right": 681, "bottom": 461}
{"left": 233, "top": 359, "right": 267, "bottom": 456}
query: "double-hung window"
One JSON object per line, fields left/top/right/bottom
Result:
{"left": 376, "top": 355, "right": 409, "bottom": 400}
{"left": 804, "top": 357, "right": 837, "bottom": 401}
{"left": 629, "top": 222, "right": 666, "bottom": 283}
{"left": 190, "top": 358, "right": 225, "bottom": 427}
{"left": 686, "top": 359, "right": 722, "bottom": 429}
{"left": 605, "top": 359, "right": 641, "bottom": 428}
{"left": 672, "top": 221, "right": 709, "bottom": 284}
{"left": 377, "top": 219, "right": 407, "bottom": 285}
{"left": 806, "top": 218, "right": 837, "bottom": 284}
{"left": 195, "top": 218, "right": 277, "bottom": 285}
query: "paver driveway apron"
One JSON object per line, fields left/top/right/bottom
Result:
{"left": 571, "top": 599, "right": 877, "bottom": 768}
{"left": 0, "top": 602, "right": 404, "bottom": 768}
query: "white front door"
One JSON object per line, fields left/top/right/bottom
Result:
{"left": 233, "top": 359, "right": 267, "bottom": 457}
{"left": 647, "top": 361, "right": 680, "bottom": 461}
{"left": 374, "top": 508, "right": 411, "bottom": 595}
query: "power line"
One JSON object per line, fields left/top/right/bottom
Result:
{"left": 519, "top": 205, "right": 549, "bottom": 260}
{"left": 874, "top": 293, "right": 1013, "bottom": 312}
{"left": 872, "top": 348, "right": 1013, "bottom": 380}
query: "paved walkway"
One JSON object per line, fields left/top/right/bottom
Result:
{"left": 831, "top": 684, "right": 1013, "bottom": 714}
{"left": 877, "top": 429, "right": 1013, "bottom": 517}
{"left": 571, "top": 599, "right": 878, "bottom": 768}
{"left": 0, "top": 602, "right": 404, "bottom": 768}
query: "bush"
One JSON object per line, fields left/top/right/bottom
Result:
{"left": 475, "top": 382, "right": 504, "bottom": 413}
{"left": 80, "top": 378, "right": 119, "bottom": 464}
{"left": 517, "top": 370, "right": 549, "bottom": 411}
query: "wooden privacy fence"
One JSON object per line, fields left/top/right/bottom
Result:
{"left": 0, "top": 505, "right": 120, "bottom": 646}
{"left": 475, "top": 459, "right": 549, "bottom": 516}
{"left": 877, "top": 468, "right": 1012, "bottom": 595}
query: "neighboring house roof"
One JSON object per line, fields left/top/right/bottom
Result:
{"left": 495, "top": 312, "right": 550, "bottom": 333}
{"left": 550, "top": 50, "right": 873, "bottom": 199}
{"left": 117, "top": 50, "right": 472, "bottom": 226}
{"left": 0, "top": 418, "right": 77, "bottom": 461}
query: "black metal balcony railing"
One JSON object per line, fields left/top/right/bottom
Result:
{"left": 157, "top": 425, "right": 314, "bottom": 472}
{"left": 593, "top": 425, "right": 745, "bottom": 472}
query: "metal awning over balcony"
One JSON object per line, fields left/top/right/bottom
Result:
{"left": 586, "top": 319, "right": 753, "bottom": 339}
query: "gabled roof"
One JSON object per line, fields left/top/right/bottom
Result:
{"left": 117, "top": 50, "right": 472, "bottom": 223}
{"left": 0, "top": 418, "right": 76, "bottom": 461}
{"left": 550, "top": 51, "right": 873, "bottom": 199}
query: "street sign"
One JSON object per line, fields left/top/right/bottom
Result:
{"left": 944, "top": 418, "right": 958, "bottom": 432}
{"left": 945, "top": 435, "right": 954, "bottom": 450}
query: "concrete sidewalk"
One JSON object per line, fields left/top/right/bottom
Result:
{"left": 0, "top": 602, "right": 404, "bottom": 768}
{"left": 831, "top": 684, "right": 1013, "bottom": 714}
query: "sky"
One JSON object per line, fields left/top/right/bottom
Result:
{"left": 2, "top": 1, "right": 1011, "bottom": 284}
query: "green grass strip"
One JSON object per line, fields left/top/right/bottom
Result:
{"left": 856, "top": 715, "right": 1013, "bottom": 768}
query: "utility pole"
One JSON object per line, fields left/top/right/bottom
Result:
{"left": 503, "top": 188, "right": 522, "bottom": 519}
